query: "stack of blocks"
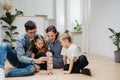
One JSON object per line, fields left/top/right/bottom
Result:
{"left": 46, "top": 52, "right": 53, "bottom": 75}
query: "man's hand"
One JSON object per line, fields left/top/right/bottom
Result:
{"left": 34, "top": 57, "right": 48, "bottom": 64}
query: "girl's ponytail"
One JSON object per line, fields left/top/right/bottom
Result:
{"left": 61, "top": 30, "right": 72, "bottom": 43}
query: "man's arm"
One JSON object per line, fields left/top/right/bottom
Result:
{"left": 16, "top": 35, "right": 48, "bottom": 64}
{"left": 16, "top": 38, "right": 35, "bottom": 64}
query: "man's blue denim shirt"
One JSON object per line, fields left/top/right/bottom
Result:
{"left": 15, "top": 33, "right": 35, "bottom": 64}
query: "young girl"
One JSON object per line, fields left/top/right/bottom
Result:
{"left": 60, "top": 33, "right": 91, "bottom": 75}
{"left": 30, "top": 35, "right": 48, "bottom": 72}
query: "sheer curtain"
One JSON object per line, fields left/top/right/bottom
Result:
{"left": 0, "top": 0, "right": 3, "bottom": 43}
{"left": 66, "top": 0, "right": 91, "bottom": 53}
{"left": 66, "top": 0, "right": 82, "bottom": 32}
{"left": 0, "top": 22, "right": 1, "bottom": 43}
{"left": 81, "top": 0, "right": 91, "bottom": 53}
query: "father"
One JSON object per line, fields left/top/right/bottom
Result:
{"left": 0, "top": 20, "right": 47, "bottom": 77}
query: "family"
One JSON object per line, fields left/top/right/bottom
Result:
{"left": 0, "top": 20, "right": 91, "bottom": 79}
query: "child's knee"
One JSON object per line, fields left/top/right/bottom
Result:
{"left": 79, "top": 55, "right": 89, "bottom": 65}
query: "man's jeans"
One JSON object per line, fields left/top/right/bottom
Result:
{"left": 0, "top": 43, "right": 35, "bottom": 77}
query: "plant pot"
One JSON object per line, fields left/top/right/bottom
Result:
{"left": 114, "top": 52, "right": 120, "bottom": 63}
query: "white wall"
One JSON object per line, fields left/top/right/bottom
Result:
{"left": 56, "top": 0, "right": 65, "bottom": 34}
{"left": 12, "top": 0, "right": 55, "bottom": 19}
{"left": 12, "top": 17, "right": 45, "bottom": 36}
{"left": 89, "top": 0, "right": 120, "bottom": 58}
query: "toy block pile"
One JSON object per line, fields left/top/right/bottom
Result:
{"left": 46, "top": 52, "right": 53, "bottom": 75}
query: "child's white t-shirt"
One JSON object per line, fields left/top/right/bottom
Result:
{"left": 61, "top": 44, "right": 81, "bottom": 64}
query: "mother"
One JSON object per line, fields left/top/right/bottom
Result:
{"left": 46, "top": 25, "right": 63, "bottom": 68}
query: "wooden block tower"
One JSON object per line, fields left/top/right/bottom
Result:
{"left": 46, "top": 52, "right": 53, "bottom": 75}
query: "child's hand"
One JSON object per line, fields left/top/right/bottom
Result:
{"left": 35, "top": 57, "right": 48, "bottom": 64}
{"left": 63, "top": 71, "right": 70, "bottom": 74}
{"left": 34, "top": 64, "right": 40, "bottom": 72}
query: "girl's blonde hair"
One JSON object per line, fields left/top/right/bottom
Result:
{"left": 30, "top": 35, "right": 48, "bottom": 53}
{"left": 60, "top": 30, "right": 72, "bottom": 43}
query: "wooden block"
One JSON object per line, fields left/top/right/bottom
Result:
{"left": 47, "top": 65, "right": 53, "bottom": 68}
{"left": 47, "top": 60, "right": 53, "bottom": 63}
{"left": 47, "top": 70, "right": 53, "bottom": 75}
{"left": 47, "top": 67, "right": 52, "bottom": 69}
{"left": 46, "top": 52, "right": 53, "bottom": 74}
{"left": 46, "top": 52, "right": 52, "bottom": 57}
{"left": 48, "top": 57, "right": 52, "bottom": 61}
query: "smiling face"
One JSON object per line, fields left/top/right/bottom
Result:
{"left": 35, "top": 39, "right": 44, "bottom": 49}
{"left": 26, "top": 29, "right": 37, "bottom": 39}
{"left": 47, "top": 31, "right": 57, "bottom": 43}
{"left": 59, "top": 33, "right": 72, "bottom": 48}
{"left": 59, "top": 37, "right": 68, "bottom": 48}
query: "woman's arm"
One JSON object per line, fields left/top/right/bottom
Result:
{"left": 64, "top": 57, "right": 76, "bottom": 74}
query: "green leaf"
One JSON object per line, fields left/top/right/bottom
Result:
{"left": 1, "top": 14, "right": 17, "bottom": 25}
{"left": 108, "top": 28, "right": 116, "bottom": 34}
{"left": 108, "top": 27, "right": 120, "bottom": 51}
{"left": 7, "top": 15, "right": 16, "bottom": 24}
{"left": 11, "top": 39, "right": 16, "bottom": 42}
{"left": 13, "top": 32, "right": 19, "bottom": 34}
{"left": 2, "top": 25, "right": 9, "bottom": 28}
{"left": 1, "top": 17, "right": 11, "bottom": 25}
{"left": 10, "top": 15, "right": 17, "bottom": 23}
{"left": 3, "top": 39, "right": 10, "bottom": 43}
{"left": 116, "top": 33, "right": 120, "bottom": 37}
{"left": 10, "top": 26, "right": 17, "bottom": 31}
{"left": 5, "top": 31, "right": 11, "bottom": 37}
{"left": 74, "top": 27, "right": 76, "bottom": 29}
{"left": 75, "top": 20, "right": 78, "bottom": 24}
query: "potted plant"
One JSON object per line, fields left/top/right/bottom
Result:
{"left": 1, "top": 2, "right": 22, "bottom": 48}
{"left": 108, "top": 28, "right": 120, "bottom": 62}
{"left": 74, "top": 20, "right": 81, "bottom": 32}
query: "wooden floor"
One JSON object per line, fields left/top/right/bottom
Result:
{"left": 5, "top": 53, "right": 120, "bottom": 80}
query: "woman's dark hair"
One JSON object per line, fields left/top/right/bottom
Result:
{"left": 25, "top": 20, "right": 36, "bottom": 31}
{"left": 46, "top": 25, "right": 57, "bottom": 33}
{"left": 30, "top": 35, "right": 48, "bottom": 53}
{"left": 46, "top": 25, "right": 59, "bottom": 39}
